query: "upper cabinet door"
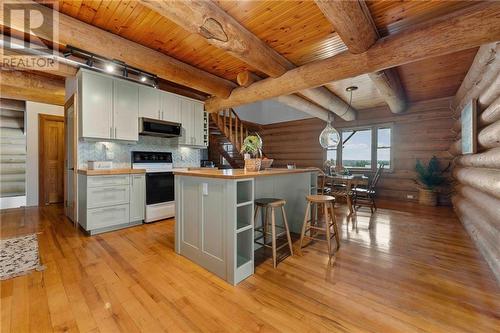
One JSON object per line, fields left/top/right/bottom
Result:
{"left": 180, "top": 98, "right": 194, "bottom": 144}
{"left": 80, "top": 71, "right": 113, "bottom": 139}
{"left": 193, "top": 102, "right": 205, "bottom": 146}
{"left": 113, "top": 79, "right": 139, "bottom": 141}
{"left": 138, "top": 86, "right": 160, "bottom": 120}
{"left": 161, "top": 92, "right": 181, "bottom": 123}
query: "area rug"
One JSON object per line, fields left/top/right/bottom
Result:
{"left": 0, "top": 234, "right": 45, "bottom": 280}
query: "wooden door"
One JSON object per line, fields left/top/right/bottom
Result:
{"left": 39, "top": 114, "right": 65, "bottom": 206}
{"left": 113, "top": 78, "right": 139, "bottom": 141}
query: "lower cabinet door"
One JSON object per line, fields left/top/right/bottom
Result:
{"left": 130, "top": 174, "right": 145, "bottom": 222}
{"left": 87, "top": 185, "right": 129, "bottom": 209}
{"left": 87, "top": 204, "right": 130, "bottom": 230}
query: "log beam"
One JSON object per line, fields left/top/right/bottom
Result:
{"left": 315, "top": 0, "right": 407, "bottom": 113}
{"left": 237, "top": 71, "right": 260, "bottom": 88}
{"left": 456, "top": 147, "right": 500, "bottom": 169}
{"left": 205, "top": 2, "right": 500, "bottom": 112}
{"left": 138, "top": 0, "right": 356, "bottom": 120}
{"left": 478, "top": 95, "right": 500, "bottom": 128}
{"left": 456, "top": 185, "right": 500, "bottom": 222}
{"left": 478, "top": 119, "right": 500, "bottom": 149}
{"left": 452, "top": 167, "right": 500, "bottom": 200}
{"left": 0, "top": 0, "right": 236, "bottom": 97}
{"left": 0, "top": 69, "right": 65, "bottom": 105}
{"left": 273, "top": 95, "right": 330, "bottom": 121}
{"left": 452, "top": 42, "right": 500, "bottom": 112}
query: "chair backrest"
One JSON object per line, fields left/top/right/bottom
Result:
{"left": 369, "top": 164, "right": 384, "bottom": 192}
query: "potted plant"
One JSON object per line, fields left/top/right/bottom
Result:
{"left": 415, "top": 156, "right": 448, "bottom": 206}
{"left": 241, "top": 134, "right": 263, "bottom": 172}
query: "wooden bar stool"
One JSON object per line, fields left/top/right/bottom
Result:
{"left": 298, "top": 195, "right": 340, "bottom": 261}
{"left": 253, "top": 198, "right": 294, "bottom": 268}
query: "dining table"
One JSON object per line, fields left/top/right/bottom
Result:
{"left": 326, "top": 174, "right": 370, "bottom": 215}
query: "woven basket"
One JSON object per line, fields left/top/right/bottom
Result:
{"left": 244, "top": 158, "right": 261, "bottom": 172}
{"left": 418, "top": 188, "right": 437, "bottom": 206}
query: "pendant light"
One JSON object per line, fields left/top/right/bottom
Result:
{"left": 319, "top": 86, "right": 357, "bottom": 149}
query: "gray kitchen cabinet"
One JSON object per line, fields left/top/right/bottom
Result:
{"left": 79, "top": 70, "right": 113, "bottom": 140}
{"left": 180, "top": 98, "right": 194, "bottom": 145}
{"left": 78, "top": 69, "right": 139, "bottom": 142}
{"left": 138, "top": 85, "right": 160, "bottom": 119}
{"left": 78, "top": 173, "right": 145, "bottom": 235}
{"left": 161, "top": 92, "right": 181, "bottom": 123}
{"left": 176, "top": 177, "right": 227, "bottom": 279}
{"left": 179, "top": 98, "right": 207, "bottom": 147}
{"left": 130, "top": 174, "right": 145, "bottom": 223}
{"left": 113, "top": 79, "right": 139, "bottom": 141}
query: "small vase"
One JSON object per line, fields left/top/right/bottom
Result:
{"left": 244, "top": 158, "right": 261, "bottom": 172}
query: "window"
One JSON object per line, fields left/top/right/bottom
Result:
{"left": 341, "top": 129, "right": 372, "bottom": 169}
{"left": 326, "top": 124, "right": 393, "bottom": 172}
{"left": 377, "top": 127, "right": 392, "bottom": 169}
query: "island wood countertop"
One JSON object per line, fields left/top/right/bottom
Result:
{"left": 173, "top": 168, "right": 317, "bottom": 179}
{"left": 77, "top": 168, "right": 146, "bottom": 176}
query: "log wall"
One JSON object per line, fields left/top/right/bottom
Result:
{"left": 0, "top": 98, "right": 26, "bottom": 198}
{"left": 259, "top": 97, "right": 454, "bottom": 204}
{"left": 449, "top": 42, "right": 500, "bottom": 282}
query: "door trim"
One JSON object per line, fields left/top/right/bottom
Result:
{"left": 38, "top": 113, "right": 65, "bottom": 206}
{"left": 64, "top": 94, "right": 78, "bottom": 223}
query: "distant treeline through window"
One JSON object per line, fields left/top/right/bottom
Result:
{"left": 326, "top": 125, "right": 392, "bottom": 172}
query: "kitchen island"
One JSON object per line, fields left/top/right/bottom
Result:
{"left": 174, "top": 168, "right": 318, "bottom": 285}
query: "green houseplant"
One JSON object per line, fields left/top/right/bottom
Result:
{"left": 415, "top": 156, "right": 448, "bottom": 206}
{"left": 241, "top": 134, "right": 263, "bottom": 171}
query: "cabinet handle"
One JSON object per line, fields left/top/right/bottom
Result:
{"left": 114, "top": 127, "right": 117, "bottom": 138}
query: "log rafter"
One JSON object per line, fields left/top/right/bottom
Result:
{"left": 314, "top": 0, "right": 407, "bottom": 113}
{"left": 205, "top": 2, "right": 500, "bottom": 112}
{"left": 138, "top": 0, "right": 356, "bottom": 121}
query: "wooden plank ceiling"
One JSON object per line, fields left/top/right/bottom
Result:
{"left": 40, "top": 0, "right": 478, "bottom": 109}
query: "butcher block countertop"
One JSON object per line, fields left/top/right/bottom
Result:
{"left": 173, "top": 168, "right": 316, "bottom": 179}
{"left": 77, "top": 168, "right": 146, "bottom": 175}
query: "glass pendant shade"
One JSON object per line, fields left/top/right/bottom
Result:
{"left": 319, "top": 121, "right": 340, "bottom": 149}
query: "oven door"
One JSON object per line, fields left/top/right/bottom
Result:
{"left": 145, "top": 172, "right": 174, "bottom": 205}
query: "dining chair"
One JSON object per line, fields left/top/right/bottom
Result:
{"left": 353, "top": 164, "right": 384, "bottom": 213}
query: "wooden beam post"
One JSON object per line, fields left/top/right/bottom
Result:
{"left": 205, "top": 2, "right": 500, "bottom": 112}
{"left": 138, "top": 0, "right": 356, "bottom": 120}
{"left": 0, "top": 0, "right": 236, "bottom": 97}
{"left": 315, "top": 0, "right": 408, "bottom": 113}
{"left": 0, "top": 69, "right": 65, "bottom": 105}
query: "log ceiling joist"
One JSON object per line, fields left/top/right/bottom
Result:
{"left": 314, "top": 0, "right": 408, "bottom": 114}
{"left": 0, "top": 0, "right": 236, "bottom": 98}
{"left": 0, "top": 69, "right": 65, "bottom": 105}
{"left": 205, "top": 2, "right": 500, "bottom": 112}
{"left": 138, "top": 0, "right": 356, "bottom": 121}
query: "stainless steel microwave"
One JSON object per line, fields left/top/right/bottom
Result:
{"left": 139, "top": 118, "right": 181, "bottom": 138}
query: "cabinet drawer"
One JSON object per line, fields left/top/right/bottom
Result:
{"left": 87, "top": 175, "right": 129, "bottom": 187}
{"left": 86, "top": 204, "right": 130, "bottom": 230}
{"left": 87, "top": 185, "right": 129, "bottom": 208}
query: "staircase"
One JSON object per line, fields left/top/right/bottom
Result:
{"left": 209, "top": 109, "right": 251, "bottom": 168}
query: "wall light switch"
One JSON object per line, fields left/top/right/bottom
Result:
{"left": 202, "top": 183, "right": 208, "bottom": 195}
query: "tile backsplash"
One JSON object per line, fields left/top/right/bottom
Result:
{"left": 78, "top": 135, "right": 203, "bottom": 169}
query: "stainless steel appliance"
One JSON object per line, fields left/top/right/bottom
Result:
{"left": 132, "top": 151, "right": 174, "bottom": 223}
{"left": 139, "top": 118, "right": 181, "bottom": 138}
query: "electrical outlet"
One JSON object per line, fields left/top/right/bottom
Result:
{"left": 407, "top": 194, "right": 415, "bottom": 199}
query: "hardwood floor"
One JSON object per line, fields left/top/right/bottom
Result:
{"left": 1, "top": 201, "right": 499, "bottom": 332}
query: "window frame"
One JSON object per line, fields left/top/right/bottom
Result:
{"left": 325, "top": 123, "right": 394, "bottom": 173}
